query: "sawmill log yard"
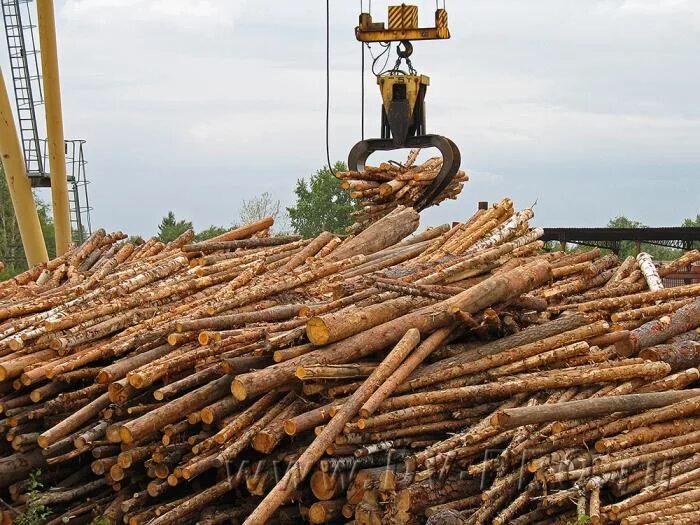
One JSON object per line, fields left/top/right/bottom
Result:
{"left": 0, "top": 2, "right": 699, "bottom": 525}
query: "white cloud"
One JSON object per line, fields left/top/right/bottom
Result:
{"left": 62, "top": 0, "right": 247, "bottom": 28}
{"left": 601, "top": 0, "right": 695, "bottom": 14}
{"left": 0, "top": 0, "right": 696, "bottom": 236}
{"left": 468, "top": 170, "right": 506, "bottom": 186}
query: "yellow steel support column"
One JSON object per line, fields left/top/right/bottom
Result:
{"left": 0, "top": 68, "right": 49, "bottom": 266}
{"left": 37, "top": 0, "right": 71, "bottom": 255}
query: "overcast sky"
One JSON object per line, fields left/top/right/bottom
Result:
{"left": 5, "top": 0, "right": 699, "bottom": 236}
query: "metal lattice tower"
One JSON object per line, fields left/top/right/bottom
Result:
{"left": 65, "top": 139, "right": 91, "bottom": 240}
{"left": 1, "top": 0, "right": 47, "bottom": 185}
{"left": 1, "top": 0, "right": 92, "bottom": 242}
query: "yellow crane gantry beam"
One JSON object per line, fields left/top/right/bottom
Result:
{"left": 37, "top": 0, "right": 71, "bottom": 256}
{"left": 0, "top": 68, "right": 49, "bottom": 267}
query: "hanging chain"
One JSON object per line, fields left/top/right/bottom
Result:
{"left": 393, "top": 41, "right": 417, "bottom": 75}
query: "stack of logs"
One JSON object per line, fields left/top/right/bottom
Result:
{"left": 337, "top": 149, "right": 468, "bottom": 231}
{"left": 0, "top": 200, "right": 700, "bottom": 525}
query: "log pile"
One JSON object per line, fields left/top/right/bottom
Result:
{"left": 337, "top": 149, "right": 468, "bottom": 230}
{"left": 0, "top": 202, "right": 700, "bottom": 525}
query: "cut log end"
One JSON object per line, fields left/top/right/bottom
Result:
{"left": 110, "top": 464, "right": 125, "bottom": 481}
{"left": 49, "top": 338, "right": 66, "bottom": 351}
{"left": 106, "top": 425, "right": 122, "bottom": 443}
{"left": 310, "top": 471, "right": 337, "bottom": 500}
{"left": 119, "top": 426, "right": 134, "bottom": 445}
{"left": 306, "top": 317, "right": 330, "bottom": 346}
{"left": 36, "top": 435, "right": 49, "bottom": 449}
{"left": 117, "top": 453, "right": 132, "bottom": 469}
{"left": 200, "top": 408, "right": 215, "bottom": 425}
{"left": 154, "top": 464, "right": 169, "bottom": 479}
{"left": 251, "top": 434, "right": 275, "bottom": 454}
{"left": 198, "top": 332, "right": 211, "bottom": 345}
{"left": 127, "top": 374, "right": 146, "bottom": 390}
{"left": 489, "top": 411, "right": 507, "bottom": 428}
{"left": 230, "top": 379, "right": 247, "bottom": 401}
{"left": 308, "top": 504, "right": 329, "bottom": 524}
{"left": 95, "top": 370, "right": 111, "bottom": 384}
{"left": 284, "top": 420, "right": 297, "bottom": 436}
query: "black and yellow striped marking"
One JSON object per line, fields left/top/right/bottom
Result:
{"left": 388, "top": 4, "right": 419, "bottom": 30}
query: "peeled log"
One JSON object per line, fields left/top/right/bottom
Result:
{"left": 616, "top": 298, "right": 700, "bottom": 356}
{"left": 640, "top": 340, "right": 700, "bottom": 371}
{"left": 177, "top": 303, "right": 304, "bottom": 333}
{"left": 401, "top": 319, "right": 606, "bottom": 392}
{"left": 550, "top": 248, "right": 602, "bottom": 268}
{"left": 120, "top": 375, "right": 231, "bottom": 444}
{"left": 395, "top": 478, "right": 481, "bottom": 515}
{"left": 382, "top": 362, "right": 670, "bottom": 411}
{"left": 240, "top": 329, "right": 435, "bottom": 525}
{"left": 611, "top": 299, "right": 693, "bottom": 322}
{"left": 571, "top": 283, "right": 700, "bottom": 313}
{"left": 183, "top": 235, "right": 301, "bottom": 253}
{"left": 360, "top": 326, "right": 452, "bottom": 418}
{"left": 605, "top": 256, "right": 637, "bottom": 288}
{"left": 330, "top": 206, "right": 419, "bottom": 260}
{"left": 278, "top": 231, "right": 334, "bottom": 273}
{"left": 306, "top": 296, "right": 431, "bottom": 345}
{"left": 96, "top": 343, "right": 172, "bottom": 384}
{"left": 490, "top": 389, "right": 700, "bottom": 430}
{"left": 251, "top": 398, "right": 306, "bottom": 454}
{"left": 596, "top": 417, "right": 700, "bottom": 453}
{"left": 206, "top": 216, "right": 274, "bottom": 242}
{"left": 284, "top": 399, "right": 344, "bottom": 436}
{"left": 38, "top": 393, "right": 111, "bottom": 448}
{"left": 231, "top": 260, "right": 552, "bottom": 400}
{"left": 400, "top": 312, "right": 591, "bottom": 393}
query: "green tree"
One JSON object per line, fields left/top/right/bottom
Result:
{"left": 240, "top": 192, "right": 283, "bottom": 226}
{"left": 194, "top": 225, "right": 230, "bottom": 242}
{"left": 608, "top": 215, "right": 645, "bottom": 230}
{"left": 0, "top": 166, "right": 55, "bottom": 279}
{"left": 0, "top": 171, "right": 25, "bottom": 278}
{"left": 682, "top": 213, "right": 700, "bottom": 227}
{"left": 14, "top": 470, "right": 52, "bottom": 525}
{"left": 157, "top": 211, "right": 193, "bottom": 243}
{"left": 126, "top": 235, "right": 145, "bottom": 245}
{"left": 37, "top": 200, "right": 56, "bottom": 260}
{"left": 607, "top": 216, "right": 681, "bottom": 260}
{"left": 287, "top": 162, "right": 359, "bottom": 238}
{"left": 682, "top": 213, "right": 700, "bottom": 249}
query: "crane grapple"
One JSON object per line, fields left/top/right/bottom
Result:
{"left": 348, "top": 3, "right": 461, "bottom": 211}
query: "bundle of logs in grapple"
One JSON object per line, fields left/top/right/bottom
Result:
{"left": 1, "top": 200, "right": 700, "bottom": 525}
{"left": 337, "top": 149, "right": 468, "bottom": 231}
